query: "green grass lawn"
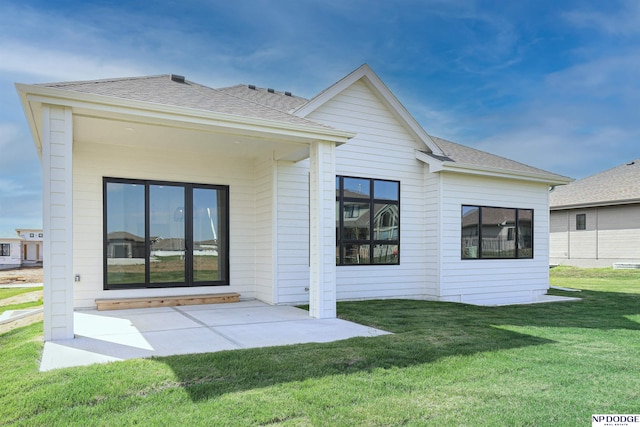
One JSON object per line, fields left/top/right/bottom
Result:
{"left": 0, "top": 286, "right": 43, "bottom": 301}
{"left": 1, "top": 269, "right": 639, "bottom": 426}
{"left": 0, "top": 287, "right": 43, "bottom": 315}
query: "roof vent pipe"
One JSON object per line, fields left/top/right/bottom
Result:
{"left": 170, "top": 74, "right": 185, "bottom": 83}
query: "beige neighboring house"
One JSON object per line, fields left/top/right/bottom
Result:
{"left": 0, "top": 229, "right": 43, "bottom": 269}
{"left": 550, "top": 160, "right": 640, "bottom": 267}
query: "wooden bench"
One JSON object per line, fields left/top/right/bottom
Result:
{"left": 95, "top": 293, "right": 240, "bottom": 311}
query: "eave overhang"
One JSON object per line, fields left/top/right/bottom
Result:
{"left": 550, "top": 198, "right": 640, "bottom": 210}
{"left": 415, "top": 150, "right": 574, "bottom": 186}
{"left": 15, "top": 83, "right": 356, "bottom": 158}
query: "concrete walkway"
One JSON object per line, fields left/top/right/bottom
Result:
{"left": 40, "top": 300, "right": 390, "bottom": 371}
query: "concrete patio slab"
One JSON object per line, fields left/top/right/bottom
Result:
{"left": 40, "top": 300, "right": 390, "bottom": 371}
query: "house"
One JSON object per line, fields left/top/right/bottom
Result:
{"left": 0, "top": 236, "right": 22, "bottom": 270}
{"left": 16, "top": 228, "right": 44, "bottom": 266}
{"left": 0, "top": 229, "right": 43, "bottom": 269}
{"left": 550, "top": 159, "right": 640, "bottom": 267}
{"left": 16, "top": 64, "right": 571, "bottom": 341}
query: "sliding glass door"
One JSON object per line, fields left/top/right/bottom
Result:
{"left": 192, "top": 187, "right": 227, "bottom": 284}
{"left": 104, "top": 178, "right": 229, "bottom": 290}
{"left": 150, "top": 184, "right": 186, "bottom": 284}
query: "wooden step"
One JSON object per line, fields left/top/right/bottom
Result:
{"left": 95, "top": 293, "right": 240, "bottom": 311}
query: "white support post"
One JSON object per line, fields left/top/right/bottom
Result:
{"left": 308, "top": 140, "right": 336, "bottom": 318}
{"left": 42, "top": 105, "right": 74, "bottom": 341}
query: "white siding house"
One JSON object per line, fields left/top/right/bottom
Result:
{"left": 17, "top": 65, "right": 571, "bottom": 342}
{"left": 0, "top": 237, "right": 23, "bottom": 269}
{"left": 550, "top": 160, "right": 640, "bottom": 267}
{"left": 0, "top": 229, "right": 43, "bottom": 269}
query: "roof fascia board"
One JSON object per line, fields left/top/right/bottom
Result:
{"left": 15, "top": 84, "right": 43, "bottom": 156}
{"left": 551, "top": 199, "right": 640, "bottom": 210}
{"left": 415, "top": 150, "right": 572, "bottom": 185}
{"left": 294, "top": 64, "right": 445, "bottom": 156}
{"left": 17, "top": 84, "right": 355, "bottom": 144}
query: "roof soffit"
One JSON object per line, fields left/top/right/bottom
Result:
{"left": 293, "top": 64, "right": 445, "bottom": 156}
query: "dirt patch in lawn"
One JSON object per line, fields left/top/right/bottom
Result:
{"left": 0, "top": 267, "right": 43, "bottom": 285}
{"left": 0, "top": 311, "right": 43, "bottom": 335}
{"left": 1, "top": 290, "right": 44, "bottom": 306}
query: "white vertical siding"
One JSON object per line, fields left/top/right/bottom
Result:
{"left": 42, "top": 105, "right": 74, "bottom": 340}
{"left": 306, "top": 80, "right": 435, "bottom": 301}
{"left": 439, "top": 173, "right": 551, "bottom": 305}
{"left": 72, "top": 139, "right": 259, "bottom": 308}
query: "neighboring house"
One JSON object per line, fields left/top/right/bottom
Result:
{"left": 16, "top": 64, "right": 571, "bottom": 341}
{"left": 16, "top": 228, "right": 44, "bottom": 265}
{"left": 0, "top": 229, "right": 43, "bottom": 269}
{"left": 550, "top": 159, "right": 640, "bottom": 267}
{"left": 0, "top": 237, "right": 23, "bottom": 269}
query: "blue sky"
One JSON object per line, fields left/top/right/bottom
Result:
{"left": 1, "top": 0, "right": 638, "bottom": 236}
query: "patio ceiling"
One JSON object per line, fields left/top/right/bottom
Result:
{"left": 72, "top": 113, "right": 318, "bottom": 161}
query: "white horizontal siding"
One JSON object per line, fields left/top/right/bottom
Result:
{"left": 305, "top": 80, "right": 435, "bottom": 301}
{"left": 254, "top": 155, "right": 275, "bottom": 303}
{"left": 73, "top": 140, "right": 258, "bottom": 308}
{"left": 275, "top": 160, "right": 311, "bottom": 304}
{"left": 439, "top": 173, "right": 551, "bottom": 303}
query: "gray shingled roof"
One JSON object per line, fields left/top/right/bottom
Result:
{"left": 35, "top": 73, "right": 569, "bottom": 181}
{"left": 430, "top": 136, "right": 571, "bottom": 181}
{"left": 217, "top": 84, "right": 308, "bottom": 112}
{"left": 550, "top": 159, "right": 640, "bottom": 209}
{"left": 38, "top": 75, "right": 333, "bottom": 130}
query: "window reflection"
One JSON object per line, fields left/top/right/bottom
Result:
{"left": 150, "top": 185, "right": 185, "bottom": 283}
{"left": 461, "top": 206, "right": 480, "bottom": 259}
{"left": 104, "top": 179, "right": 229, "bottom": 289}
{"left": 480, "top": 207, "right": 516, "bottom": 258}
{"left": 336, "top": 176, "right": 400, "bottom": 265}
{"left": 461, "top": 205, "right": 533, "bottom": 259}
{"left": 106, "top": 182, "right": 146, "bottom": 284}
{"left": 193, "top": 188, "right": 225, "bottom": 282}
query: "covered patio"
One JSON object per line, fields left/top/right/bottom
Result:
{"left": 17, "top": 75, "right": 356, "bottom": 344}
{"left": 40, "top": 300, "right": 390, "bottom": 371}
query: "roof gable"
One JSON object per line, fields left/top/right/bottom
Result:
{"left": 294, "top": 64, "right": 445, "bottom": 156}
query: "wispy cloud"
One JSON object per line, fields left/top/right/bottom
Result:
{"left": 564, "top": 0, "right": 640, "bottom": 35}
{"left": 0, "top": 41, "right": 147, "bottom": 82}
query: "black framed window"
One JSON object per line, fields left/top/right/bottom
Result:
{"left": 576, "top": 213, "right": 586, "bottom": 230}
{"left": 103, "top": 178, "right": 229, "bottom": 289}
{"left": 336, "top": 176, "right": 399, "bottom": 265}
{"left": 0, "top": 243, "right": 10, "bottom": 256}
{"left": 461, "top": 205, "right": 533, "bottom": 259}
